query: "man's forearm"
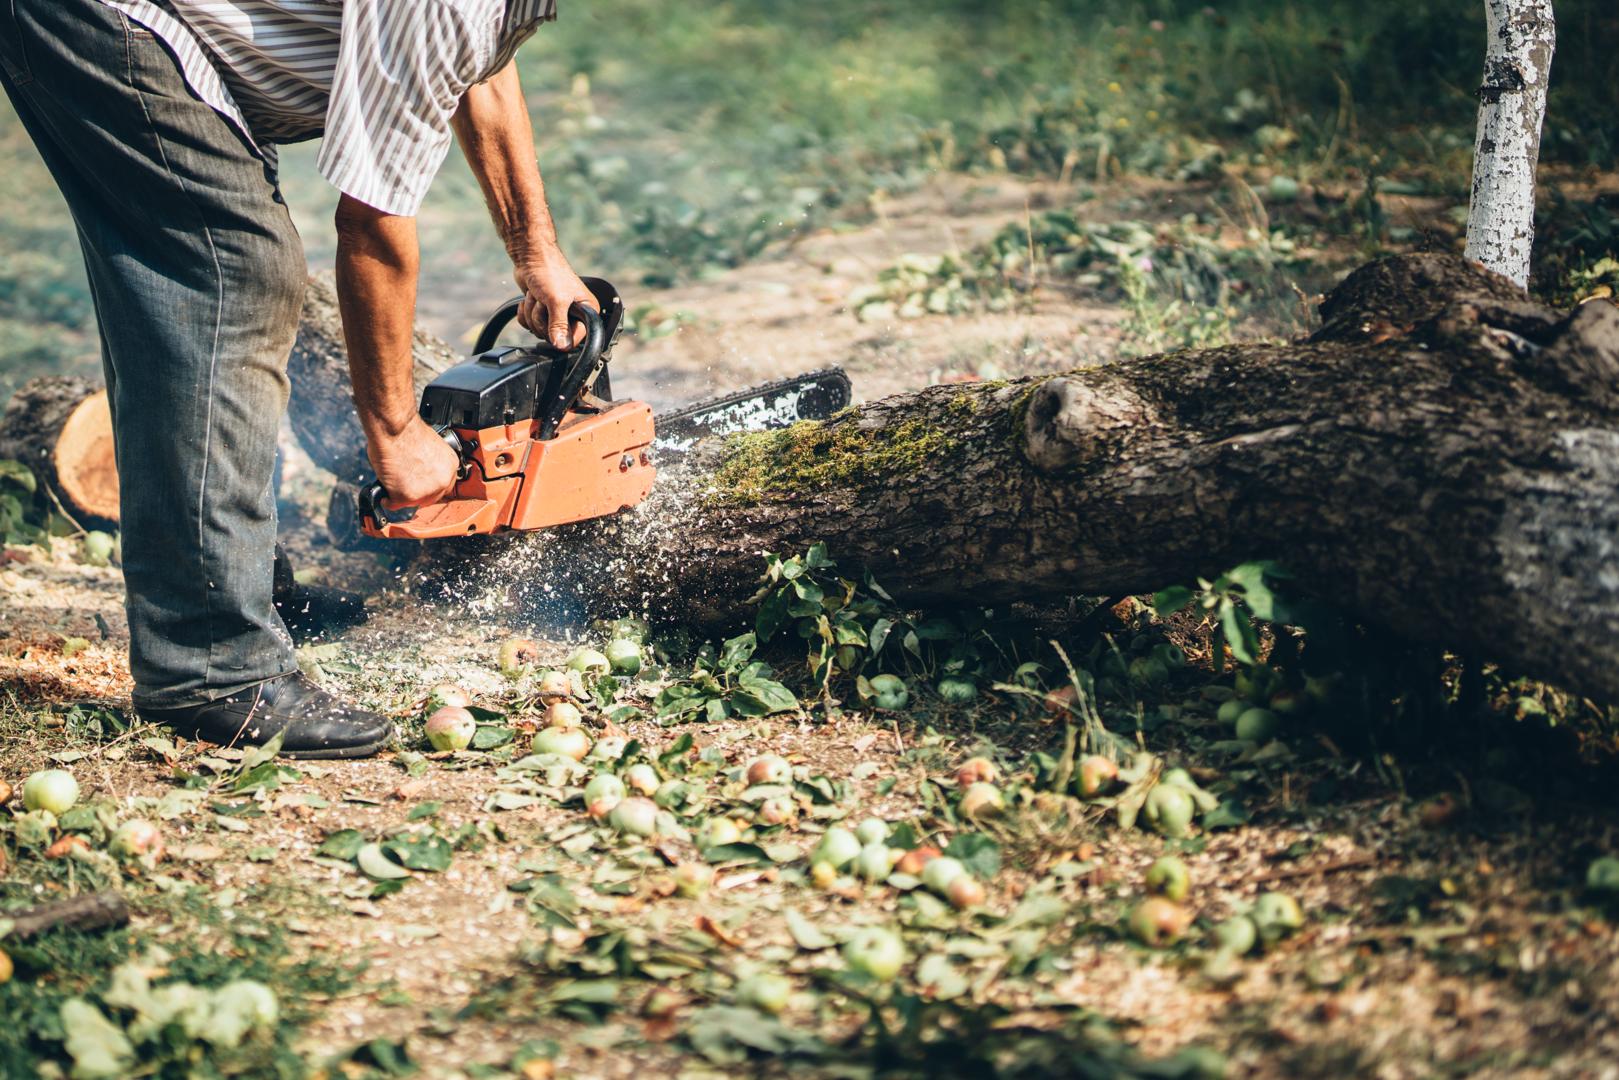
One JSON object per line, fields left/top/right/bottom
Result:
{"left": 453, "top": 62, "right": 559, "bottom": 262}
{"left": 333, "top": 196, "right": 421, "bottom": 444}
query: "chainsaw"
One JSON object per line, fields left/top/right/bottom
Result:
{"left": 355, "top": 277, "right": 850, "bottom": 541}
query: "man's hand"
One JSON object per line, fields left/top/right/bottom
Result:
{"left": 513, "top": 251, "right": 597, "bottom": 349}
{"left": 453, "top": 64, "right": 595, "bottom": 349}
{"left": 368, "top": 417, "right": 460, "bottom": 510}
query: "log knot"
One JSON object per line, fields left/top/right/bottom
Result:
{"left": 1022, "top": 377, "right": 1149, "bottom": 474}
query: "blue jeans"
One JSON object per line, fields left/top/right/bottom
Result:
{"left": 2, "top": 0, "right": 303, "bottom": 707}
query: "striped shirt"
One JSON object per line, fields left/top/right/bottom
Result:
{"left": 100, "top": 0, "right": 557, "bottom": 216}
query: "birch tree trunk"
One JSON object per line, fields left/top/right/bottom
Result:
{"left": 1463, "top": 0, "right": 1556, "bottom": 288}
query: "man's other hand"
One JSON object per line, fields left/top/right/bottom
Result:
{"left": 513, "top": 253, "right": 597, "bottom": 350}
{"left": 369, "top": 417, "right": 460, "bottom": 509}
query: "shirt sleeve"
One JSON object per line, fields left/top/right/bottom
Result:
{"left": 316, "top": 0, "right": 504, "bottom": 217}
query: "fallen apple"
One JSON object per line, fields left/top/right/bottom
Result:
{"left": 854, "top": 817, "right": 889, "bottom": 846}
{"left": 0, "top": 778, "right": 10, "bottom": 806}
{"left": 1234, "top": 707, "right": 1280, "bottom": 741}
{"left": 946, "top": 876, "right": 986, "bottom": 909}
{"left": 425, "top": 706, "right": 476, "bottom": 752}
{"left": 1076, "top": 755, "right": 1119, "bottom": 798}
{"left": 701, "top": 817, "right": 745, "bottom": 849}
{"left": 954, "top": 757, "right": 998, "bottom": 786}
{"left": 584, "top": 774, "right": 626, "bottom": 817}
{"left": 842, "top": 926, "right": 906, "bottom": 981}
{"left": 566, "top": 647, "right": 611, "bottom": 678}
{"left": 810, "top": 861, "right": 838, "bottom": 889}
{"left": 959, "top": 782, "right": 1005, "bottom": 818}
{"left": 921, "top": 855, "right": 967, "bottom": 895}
{"left": 623, "top": 763, "right": 659, "bottom": 797}
{"left": 855, "top": 843, "right": 892, "bottom": 883}
{"left": 544, "top": 701, "right": 583, "bottom": 730}
{"left": 895, "top": 845, "right": 941, "bottom": 876}
{"left": 1143, "top": 782, "right": 1196, "bottom": 838}
{"left": 865, "top": 673, "right": 909, "bottom": 710}
{"left": 498, "top": 637, "right": 541, "bottom": 678}
{"left": 424, "top": 683, "right": 472, "bottom": 711}
{"left": 674, "top": 861, "right": 714, "bottom": 898}
{"left": 0, "top": 948, "right": 10, "bottom": 985}
{"left": 736, "top": 972, "right": 791, "bottom": 1015}
{"left": 1145, "top": 855, "right": 1191, "bottom": 902}
{"left": 532, "top": 727, "right": 591, "bottom": 761}
{"left": 1587, "top": 855, "right": 1619, "bottom": 894}
{"left": 745, "top": 754, "right": 791, "bottom": 786}
{"left": 1129, "top": 897, "right": 1192, "bottom": 947}
{"left": 757, "top": 797, "right": 796, "bottom": 826}
{"left": 608, "top": 796, "right": 659, "bottom": 837}
{"left": 536, "top": 669, "right": 572, "bottom": 703}
{"left": 110, "top": 819, "right": 165, "bottom": 864}
{"left": 605, "top": 638, "right": 642, "bottom": 676}
{"left": 1215, "top": 698, "right": 1245, "bottom": 725}
{"left": 812, "top": 826, "right": 862, "bottom": 871}
{"left": 1211, "top": 915, "right": 1258, "bottom": 955}
{"left": 1043, "top": 684, "right": 1078, "bottom": 716}
{"left": 1250, "top": 891, "right": 1304, "bottom": 942}
{"left": 935, "top": 676, "right": 978, "bottom": 704}
{"left": 22, "top": 769, "right": 78, "bottom": 815}
{"left": 44, "top": 834, "right": 90, "bottom": 859}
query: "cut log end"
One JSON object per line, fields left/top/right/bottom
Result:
{"left": 53, "top": 388, "right": 120, "bottom": 525}
{"left": 0, "top": 376, "right": 121, "bottom": 530}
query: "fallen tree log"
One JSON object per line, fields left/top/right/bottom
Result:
{"left": 0, "top": 375, "right": 119, "bottom": 529}
{"left": 2, "top": 891, "right": 130, "bottom": 940}
{"left": 401, "top": 253, "right": 1619, "bottom": 704}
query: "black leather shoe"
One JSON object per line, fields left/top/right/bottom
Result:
{"left": 139, "top": 673, "right": 394, "bottom": 760}
{"left": 273, "top": 544, "right": 369, "bottom": 644}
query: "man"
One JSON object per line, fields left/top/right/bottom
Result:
{"left": 0, "top": 0, "right": 593, "bottom": 757}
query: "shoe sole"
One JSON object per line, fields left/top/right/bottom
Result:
{"left": 275, "top": 735, "right": 393, "bottom": 761}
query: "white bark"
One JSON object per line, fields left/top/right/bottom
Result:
{"left": 1463, "top": 0, "right": 1556, "bottom": 289}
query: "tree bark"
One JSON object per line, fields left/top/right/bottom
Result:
{"left": 3, "top": 891, "right": 130, "bottom": 939}
{"left": 286, "top": 270, "right": 461, "bottom": 484}
{"left": 1464, "top": 0, "right": 1556, "bottom": 288}
{"left": 0, "top": 375, "right": 119, "bottom": 530}
{"left": 410, "top": 254, "right": 1619, "bottom": 705}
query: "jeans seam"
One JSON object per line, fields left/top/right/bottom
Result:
{"left": 126, "top": 23, "right": 226, "bottom": 695}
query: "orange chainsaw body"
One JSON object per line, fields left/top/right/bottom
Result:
{"left": 361, "top": 401, "right": 655, "bottom": 541}
{"left": 357, "top": 277, "right": 657, "bottom": 542}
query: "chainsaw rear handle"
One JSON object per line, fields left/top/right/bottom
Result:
{"left": 472, "top": 295, "right": 604, "bottom": 357}
{"left": 356, "top": 427, "right": 465, "bottom": 527}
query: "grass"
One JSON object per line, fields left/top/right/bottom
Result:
{"left": 2, "top": 0, "right": 1613, "bottom": 398}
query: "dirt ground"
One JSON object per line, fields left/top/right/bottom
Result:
{"left": 5, "top": 173, "right": 1619, "bottom": 1079}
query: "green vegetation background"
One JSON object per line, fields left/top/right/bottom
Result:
{"left": 0, "top": 0, "right": 1614, "bottom": 398}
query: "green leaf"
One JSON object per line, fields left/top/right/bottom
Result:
{"left": 944, "top": 833, "right": 1002, "bottom": 878}
{"left": 804, "top": 542, "right": 834, "bottom": 568}
{"left": 731, "top": 676, "right": 798, "bottom": 715}
{"left": 0, "top": 460, "right": 37, "bottom": 493}
{"left": 1219, "top": 597, "right": 1257, "bottom": 666}
{"left": 384, "top": 832, "right": 453, "bottom": 872}
{"left": 719, "top": 632, "right": 757, "bottom": 672}
{"left": 755, "top": 587, "right": 791, "bottom": 642}
{"left": 1201, "top": 798, "right": 1250, "bottom": 830}
{"left": 318, "top": 829, "right": 368, "bottom": 860}
{"left": 472, "top": 725, "right": 515, "bottom": 750}
{"left": 785, "top": 908, "right": 834, "bottom": 950}
{"left": 1152, "top": 585, "right": 1195, "bottom": 618}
